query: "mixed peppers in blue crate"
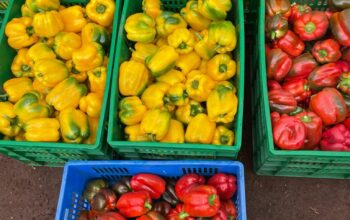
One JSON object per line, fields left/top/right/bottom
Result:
{"left": 0, "top": 0, "right": 115, "bottom": 143}
{"left": 78, "top": 172, "right": 238, "bottom": 219}
{"left": 265, "top": 0, "right": 350, "bottom": 151}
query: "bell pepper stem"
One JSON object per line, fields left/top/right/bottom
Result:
{"left": 194, "top": 32, "right": 203, "bottom": 41}
{"left": 219, "top": 64, "right": 228, "bottom": 73}
{"left": 26, "top": 26, "right": 34, "bottom": 36}
{"left": 0, "top": 93, "right": 9, "bottom": 101}
{"left": 144, "top": 202, "right": 152, "bottom": 210}
{"left": 318, "top": 49, "right": 328, "bottom": 58}
{"left": 191, "top": 80, "right": 199, "bottom": 89}
{"left": 21, "top": 64, "right": 31, "bottom": 72}
{"left": 208, "top": 194, "right": 216, "bottom": 206}
{"left": 96, "top": 4, "right": 107, "bottom": 14}
{"left": 305, "top": 22, "right": 316, "bottom": 34}
{"left": 300, "top": 115, "right": 312, "bottom": 123}
{"left": 220, "top": 135, "right": 229, "bottom": 145}
{"left": 179, "top": 212, "right": 190, "bottom": 219}
{"left": 178, "top": 42, "right": 187, "bottom": 50}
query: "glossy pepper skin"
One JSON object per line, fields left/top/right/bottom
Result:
{"left": 185, "top": 113, "right": 216, "bottom": 144}
{"left": 175, "top": 100, "right": 205, "bottom": 124}
{"left": 175, "top": 174, "right": 205, "bottom": 202}
{"left": 11, "top": 48, "right": 33, "bottom": 77}
{"left": 289, "top": 4, "right": 312, "bottom": 24}
{"left": 59, "top": 6, "right": 88, "bottom": 33}
{"left": 266, "top": 48, "right": 292, "bottom": 81}
{"left": 175, "top": 52, "right": 201, "bottom": 75}
{"left": 119, "top": 60, "right": 149, "bottom": 96}
{"left": 330, "top": 9, "right": 350, "bottom": 46}
{"left": 220, "top": 200, "right": 237, "bottom": 220}
{"left": 83, "top": 179, "right": 109, "bottom": 202}
{"left": 295, "top": 111, "right": 323, "bottom": 149}
{"left": 153, "top": 201, "right": 172, "bottom": 216}
{"left": 72, "top": 42, "right": 104, "bottom": 72}
{"left": 0, "top": 102, "right": 21, "bottom": 137}
{"left": 294, "top": 11, "right": 329, "bottom": 41}
{"left": 198, "top": 0, "right": 231, "bottom": 21}
{"left": 194, "top": 30, "right": 218, "bottom": 60}
{"left": 180, "top": 1, "right": 210, "bottom": 32}
{"left": 285, "top": 53, "right": 318, "bottom": 82}
{"left": 208, "top": 173, "right": 236, "bottom": 200}
{"left": 131, "top": 174, "right": 166, "bottom": 199}
{"left": 207, "top": 54, "right": 236, "bottom": 81}
{"left": 277, "top": 30, "right": 305, "bottom": 57}
{"left": 310, "top": 88, "right": 347, "bottom": 126}
{"left": 86, "top": 0, "right": 115, "bottom": 27}
{"left": 116, "top": 191, "right": 153, "bottom": 218}
{"left": 186, "top": 71, "right": 216, "bottom": 102}
{"left": 88, "top": 66, "right": 107, "bottom": 95}
{"left": 312, "top": 39, "right": 342, "bottom": 64}
{"left": 32, "top": 78, "right": 51, "bottom": 95}
{"left": 168, "top": 204, "right": 194, "bottom": 220}
{"left": 82, "top": 23, "right": 110, "bottom": 50}
{"left": 266, "top": 0, "right": 291, "bottom": 17}
{"left": 208, "top": 21, "right": 237, "bottom": 54}
{"left": 268, "top": 80, "right": 282, "bottom": 91}
{"left": 125, "top": 13, "right": 156, "bottom": 43}
{"left": 338, "top": 73, "right": 350, "bottom": 95}
{"left": 146, "top": 45, "right": 179, "bottom": 77}
{"left": 34, "top": 58, "right": 69, "bottom": 88}
{"left": 320, "top": 124, "right": 350, "bottom": 151}
{"left": 46, "top": 77, "right": 88, "bottom": 111}
{"left": 66, "top": 60, "right": 87, "bottom": 83}
{"left": 5, "top": 17, "right": 38, "bottom": 49}
{"left": 137, "top": 211, "right": 166, "bottom": 220}
{"left": 119, "top": 96, "right": 147, "bottom": 126}
{"left": 96, "top": 212, "right": 126, "bottom": 220}
{"left": 207, "top": 81, "right": 238, "bottom": 123}
{"left": 212, "top": 126, "right": 234, "bottom": 146}
{"left": 166, "top": 83, "right": 189, "bottom": 107}
{"left": 32, "top": 11, "right": 64, "bottom": 38}
{"left": 21, "top": 4, "right": 35, "bottom": 17}
{"left": 160, "top": 119, "right": 185, "bottom": 143}
{"left": 308, "top": 63, "right": 342, "bottom": 90}
{"left": 168, "top": 28, "right": 195, "bottom": 54}
{"left": 157, "top": 70, "right": 185, "bottom": 86}
{"left": 141, "top": 82, "right": 170, "bottom": 109}
{"left": 162, "top": 179, "right": 180, "bottom": 206}
{"left": 53, "top": 32, "right": 82, "bottom": 60}
{"left": 141, "top": 109, "right": 171, "bottom": 141}
{"left": 25, "top": 0, "right": 60, "bottom": 12}
{"left": 91, "top": 189, "right": 117, "bottom": 212}
{"left": 23, "top": 118, "right": 60, "bottom": 142}
{"left": 131, "top": 43, "right": 158, "bottom": 64}
{"left": 84, "top": 117, "right": 99, "bottom": 144}
{"left": 112, "top": 177, "right": 131, "bottom": 196}
{"left": 142, "top": 0, "right": 162, "bottom": 19}
{"left": 2, "top": 77, "right": 33, "bottom": 103}
{"left": 268, "top": 89, "right": 297, "bottom": 114}
{"left": 28, "top": 42, "right": 56, "bottom": 63}
{"left": 79, "top": 93, "right": 103, "bottom": 118}
{"left": 125, "top": 124, "right": 149, "bottom": 142}
{"left": 273, "top": 115, "right": 306, "bottom": 150}
{"left": 183, "top": 185, "right": 220, "bottom": 217}
{"left": 282, "top": 79, "right": 311, "bottom": 102}
{"left": 266, "top": 14, "right": 288, "bottom": 40}
{"left": 156, "top": 11, "right": 187, "bottom": 37}
{"left": 59, "top": 108, "right": 90, "bottom": 143}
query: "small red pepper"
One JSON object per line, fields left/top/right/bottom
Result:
{"left": 342, "top": 47, "right": 350, "bottom": 62}
{"left": 308, "top": 63, "right": 342, "bottom": 90}
{"left": 267, "top": 80, "right": 282, "bottom": 91}
{"left": 136, "top": 211, "right": 166, "bottom": 220}
{"left": 294, "top": 11, "right": 329, "bottom": 41}
{"left": 312, "top": 39, "right": 342, "bottom": 64}
{"left": 285, "top": 53, "right": 318, "bottom": 82}
{"left": 207, "top": 173, "right": 236, "bottom": 201}
{"left": 273, "top": 115, "right": 306, "bottom": 150}
{"left": 220, "top": 200, "right": 237, "bottom": 220}
{"left": 268, "top": 89, "right": 297, "bottom": 114}
{"left": 183, "top": 185, "right": 220, "bottom": 217}
{"left": 289, "top": 4, "right": 312, "bottom": 24}
{"left": 266, "top": 48, "right": 292, "bottom": 81}
{"left": 91, "top": 189, "right": 117, "bottom": 212}
{"left": 167, "top": 204, "right": 195, "bottom": 220}
{"left": 330, "top": 8, "right": 350, "bottom": 46}
{"left": 320, "top": 124, "right": 350, "bottom": 151}
{"left": 277, "top": 30, "right": 305, "bottom": 57}
{"left": 266, "top": 0, "right": 291, "bottom": 18}
{"left": 271, "top": 112, "right": 281, "bottom": 127}
{"left": 295, "top": 111, "right": 323, "bottom": 149}
{"left": 282, "top": 79, "right": 311, "bottom": 102}
{"left": 338, "top": 72, "right": 350, "bottom": 95}
{"left": 266, "top": 14, "right": 288, "bottom": 40}
{"left": 175, "top": 174, "right": 205, "bottom": 202}
{"left": 116, "top": 191, "right": 153, "bottom": 218}
{"left": 96, "top": 212, "right": 126, "bottom": 220}
{"left": 310, "top": 88, "right": 347, "bottom": 126}
{"left": 131, "top": 174, "right": 166, "bottom": 199}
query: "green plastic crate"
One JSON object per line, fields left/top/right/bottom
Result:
{"left": 250, "top": 0, "right": 350, "bottom": 179}
{"left": 108, "top": 0, "right": 245, "bottom": 159}
{"left": 0, "top": 0, "right": 120, "bottom": 167}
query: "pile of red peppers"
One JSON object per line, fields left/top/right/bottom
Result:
{"left": 266, "top": 0, "right": 350, "bottom": 151}
{"left": 78, "top": 173, "right": 238, "bottom": 220}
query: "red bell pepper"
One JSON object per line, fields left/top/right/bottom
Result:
{"left": 312, "top": 39, "right": 342, "bottom": 63}
{"left": 136, "top": 211, "right": 166, "bottom": 220}
{"left": 268, "top": 80, "right": 282, "bottom": 91}
{"left": 266, "top": 48, "right": 292, "bottom": 81}
{"left": 289, "top": 4, "right": 312, "bottom": 24}
{"left": 295, "top": 111, "right": 323, "bottom": 149}
{"left": 336, "top": 60, "right": 350, "bottom": 73}
{"left": 268, "top": 89, "right": 297, "bottom": 114}
{"left": 320, "top": 124, "right": 350, "bottom": 151}
{"left": 277, "top": 30, "right": 305, "bottom": 57}
{"left": 342, "top": 47, "right": 350, "bottom": 62}
{"left": 343, "top": 117, "right": 350, "bottom": 129}
{"left": 131, "top": 174, "right": 166, "bottom": 199}
{"left": 91, "top": 189, "right": 117, "bottom": 212}
{"left": 266, "top": 14, "right": 288, "bottom": 40}
{"left": 308, "top": 63, "right": 342, "bottom": 90}
{"left": 310, "top": 88, "right": 347, "bottom": 126}
{"left": 220, "top": 200, "right": 237, "bottom": 220}
{"left": 273, "top": 115, "right": 306, "bottom": 150}
{"left": 284, "top": 53, "right": 318, "bottom": 82}
{"left": 294, "top": 11, "right": 329, "bottom": 41}
{"left": 116, "top": 191, "right": 153, "bottom": 218}
{"left": 271, "top": 111, "right": 281, "bottom": 127}
{"left": 167, "top": 204, "right": 195, "bottom": 220}
{"left": 96, "top": 212, "right": 126, "bottom": 220}
{"left": 212, "top": 209, "right": 229, "bottom": 220}
{"left": 343, "top": 95, "right": 350, "bottom": 117}
{"left": 207, "top": 173, "right": 237, "bottom": 201}
{"left": 183, "top": 185, "right": 220, "bottom": 217}
{"left": 338, "top": 72, "right": 350, "bottom": 95}
{"left": 330, "top": 8, "right": 350, "bottom": 46}
{"left": 266, "top": 0, "right": 291, "bottom": 18}
{"left": 282, "top": 79, "right": 311, "bottom": 102}
{"left": 175, "top": 174, "right": 205, "bottom": 202}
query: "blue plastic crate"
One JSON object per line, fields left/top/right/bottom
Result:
{"left": 56, "top": 160, "right": 247, "bottom": 220}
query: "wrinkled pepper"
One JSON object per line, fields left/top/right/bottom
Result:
{"left": 194, "top": 30, "right": 217, "bottom": 60}
{"left": 212, "top": 126, "right": 235, "bottom": 146}
{"left": 208, "top": 21, "right": 237, "bottom": 54}
{"left": 137, "top": 211, "right": 166, "bottom": 220}
{"left": 5, "top": 17, "right": 38, "bottom": 49}
{"left": 25, "top": 0, "right": 60, "bottom": 12}
{"left": 312, "top": 39, "right": 342, "bottom": 64}
{"left": 198, "top": 0, "right": 232, "bottom": 21}
{"left": 320, "top": 124, "right": 350, "bottom": 151}
{"left": 119, "top": 96, "right": 147, "bottom": 126}
{"left": 66, "top": 60, "right": 88, "bottom": 83}
{"left": 285, "top": 53, "right": 318, "bottom": 82}
{"left": 168, "top": 204, "right": 194, "bottom": 220}
{"left": 277, "top": 30, "right": 305, "bottom": 57}
{"left": 131, "top": 43, "right": 158, "bottom": 64}
{"left": 11, "top": 48, "right": 33, "bottom": 77}
{"left": 330, "top": 8, "right": 350, "bottom": 46}
{"left": 86, "top": 0, "right": 115, "bottom": 27}
{"left": 207, "top": 54, "right": 236, "bottom": 81}
{"left": 34, "top": 58, "right": 69, "bottom": 88}
{"left": 72, "top": 42, "right": 104, "bottom": 72}
{"left": 165, "top": 83, "right": 189, "bottom": 106}
{"left": 153, "top": 201, "right": 172, "bottom": 216}
{"left": 59, "top": 6, "right": 88, "bottom": 33}
{"left": 308, "top": 63, "right": 342, "bottom": 90}
{"left": 2, "top": 77, "right": 33, "bottom": 103}
{"left": 295, "top": 111, "right": 323, "bottom": 149}
{"left": 268, "top": 89, "right": 297, "bottom": 114}
{"left": 141, "top": 82, "right": 170, "bottom": 109}
{"left": 162, "top": 179, "right": 180, "bottom": 206}
{"left": 23, "top": 118, "right": 60, "bottom": 142}
{"left": 180, "top": 0, "right": 211, "bottom": 32}
{"left": 266, "top": 48, "right": 292, "bottom": 81}
{"left": 160, "top": 119, "right": 185, "bottom": 143}
{"left": 140, "top": 109, "right": 171, "bottom": 141}
{"left": 53, "top": 32, "right": 82, "bottom": 60}
{"left": 186, "top": 71, "right": 216, "bottom": 102}
{"left": 175, "top": 52, "right": 201, "bottom": 75}
{"left": 175, "top": 174, "right": 206, "bottom": 201}
{"left": 185, "top": 113, "right": 216, "bottom": 144}
{"left": 88, "top": 66, "right": 107, "bottom": 95}
{"left": 125, "top": 124, "right": 149, "bottom": 142}
{"left": 28, "top": 42, "right": 56, "bottom": 62}
{"left": 142, "top": 0, "right": 162, "bottom": 20}
{"left": 131, "top": 174, "right": 166, "bottom": 199}
{"left": 146, "top": 45, "right": 179, "bottom": 77}
{"left": 91, "top": 188, "right": 117, "bottom": 212}
{"left": 157, "top": 70, "right": 185, "bottom": 86}
{"left": 156, "top": 11, "right": 187, "bottom": 37}
{"left": 119, "top": 61, "right": 149, "bottom": 96}
{"left": 84, "top": 117, "right": 99, "bottom": 144}
{"left": 0, "top": 102, "right": 21, "bottom": 137}
{"left": 125, "top": 13, "right": 156, "bottom": 43}
{"left": 168, "top": 28, "right": 195, "bottom": 54}
{"left": 266, "top": 0, "right": 291, "bottom": 17}
{"left": 208, "top": 173, "right": 236, "bottom": 201}
{"left": 265, "top": 14, "right": 288, "bottom": 40}
{"left": 116, "top": 191, "right": 153, "bottom": 218}
{"left": 289, "top": 4, "right": 312, "bottom": 24}
{"left": 32, "top": 10, "right": 64, "bottom": 38}
{"left": 175, "top": 100, "right": 206, "bottom": 124}
{"left": 79, "top": 93, "right": 103, "bottom": 118}
{"left": 82, "top": 23, "right": 110, "bottom": 50}
{"left": 59, "top": 107, "right": 90, "bottom": 143}
{"left": 21, "top": 3, "right": 35, "bottom": 18}
{"left": 282, "top": 79, "right": 311, "bottom": 102}
{"left": 294, "top": 11, "right": 329, "bottom": 41}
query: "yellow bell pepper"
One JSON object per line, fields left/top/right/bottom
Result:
{"left": 34, "top": 59, "right": 69, "bottom": 88}
{"left": 21, "top": 4, "right": 35, "bottom": 17}
{"left": 199, "top": 59, "right": 208, "bottom": 74}
{"left": 39, "top": 37, "right": 55, "bottom": 47}
{"left": 119, "top": 61, "right": 149, "bottom": 96}
{"left": 14, "top": 91, "right": 53, "bottom": 123}
{"left": 156, "top": 37, "right": 168, "bottom": 47}
{"left": 23, "top": 118, "right": 60, "bottom": 142}
{"left": 86, "top": 0, "right": 115, "bottom": 27}
{"left": 142, "top": 0, "right": 162, "bottom": 19}
{"left": 146, "top": 45, "right": 179, "bottom": 77}
{"left": 180, "top": 1, "right": 211, "bottom": 32}
{"left": 33, "top": 10, "right": 64, "bottom": 38}
{"left": 53, "top": 32, "right": 82, "bottom": 60}
{"left": 157, "top": 69, "right": 185, "bottom": 86}
{"left": 33, "top": 78, "right": 51, "bottom": 95}
{"left": 167, "top": 28, "right": 195, "bottom": 54}
{"left": 125, "top": 124, "right": 149, "bottom": 142}
{"left": 131, "top": 43, "right": 158, "bottom": 64}
{"left": 208, "top": 21, "right": 237, "bottom": 54}
{"left": 87, "top": 66, "right": 107, "bottom": 95}
{"left": 46, "top": 77, "right": 88, "bottom": 111}
{"left": 72, "top": 42, "right": 105, "bottom": 72}
{"left": 212, "top": 126, "right": 234, "bottom": 146}
{"left": 141, "top": 82, "right": 170, "bottom": 109}
{"left": 185, "top": 113, "right": 216, "bottom": 144}
{"left": 140, "top": 108, "right": 171, "bottom": 141}
{"left": 207, "top": 54, "right": 236, "bottom": 81}
{"left": 165, "top": 83, "right": 189, "bottom": 106}
{"left": 198, "top": 0, "right": 232, "bottom": 21}
{"left": 175, "top": 52, "right": 201, "bottom": 75}
{"left": 2, "top": 77, "right": 33, "bottom": 103}
{"left": 11, "top": 49, "right": 33, "bottom": 78}
{"left": 79, "top": 93, "right": 103, "bottom": 118}
{"left": 185, "top": 70, "right": 216, "bottom": 102}
{"left": 103, "top": 56, "right": 109, "bottom": 67}
{"left": 175, "top": 100, "right": 206, "bottom": 124}
{"left": 160, "top": 119, "right": 185, "bottom": 143}
{"left": 59, "top": 108, "right": 90, "bottom": 143}
{"left": 82, "top": 23, "right": 110, "bottom": 50}
{"left": 119, "top": 96, "right": 147, "bottom": 126}
{"left": 28, "top": 42, "right": 56, "bottom": 63}
{"left": 59, "top": 6, "right": 88, "bottom": 33}
{"left": 125, "top": 13, "right": 156, "bottom": 43}
{"left": 194, "top": 30, "right": 218, "bottom": 60}
{"left": 25, "top": 0, "right": 60, "bottom": 12}
{"left": 66, "top": 60, "right": 88, "bottom": 83}
{"left": 84, "top": 117, "right": 99, "bottom": 144}
{"left": 207, "top": 81, "right": 238, "bottom": 123}
{"left": 156, "top": 11, "right": 187, "bottom": 37}
{"left": 5, "top": 17, "right": 38, "bottom": 49}
{"left": 0, "top": 102, "right": 21, "bottom": 137}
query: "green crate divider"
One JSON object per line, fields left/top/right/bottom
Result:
{"left": 0, "top": 0, "right": 120, "bottom": 167}
{"left": 250, "top": 0, "right": 350, "bottom": 179}
{"left": 108, "top": 0, "right": 245, "bottom": 159}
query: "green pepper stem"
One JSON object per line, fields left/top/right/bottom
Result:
{"left": 300, "top": 115, "right": 312, "bottom": 123}
{"left": 219, "top": 64, "right": 228, "bottom": 73}
{"left": 178, "top": 42, "right": 187, "bottom": 50}
{"left": 220, "top": 135, "right": 229, "bottom": 145}
{"left": 0, "top": 93, "right": 9, "bottom": 101}
{"left": 26, "top": 26, "right": 34, "bottom": 36}
{"left": 96, "top": 4, "right": 107, "bottom": 14}
{"left": 194, "top": 32, "right": 203, "bottom": 41}
{"left": 208, "top": 194, "right": 216, "bottom": 206}
{"left": 305, "top": 22, "right": 316, "bottom": 34}
{"left": 144, "top": 202, "right": 152, "bottom": 210}
{"left": 179, "top": 212, "right": 189, "bottom": 219}
{"left": 318, "top": 49, "right": 328, "bottom": 58}
{"left": 21, "top": 64, "right": 31, "bottom": 72}
{"left": 191, "top": 80, "right": 199, "bottom": 89}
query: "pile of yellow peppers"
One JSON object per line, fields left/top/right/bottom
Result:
{"left": 119, "top": 0, "right": 238, "bottom": 146}
{"left": 0, "top": 0, "right": 115, "bottom": 143}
